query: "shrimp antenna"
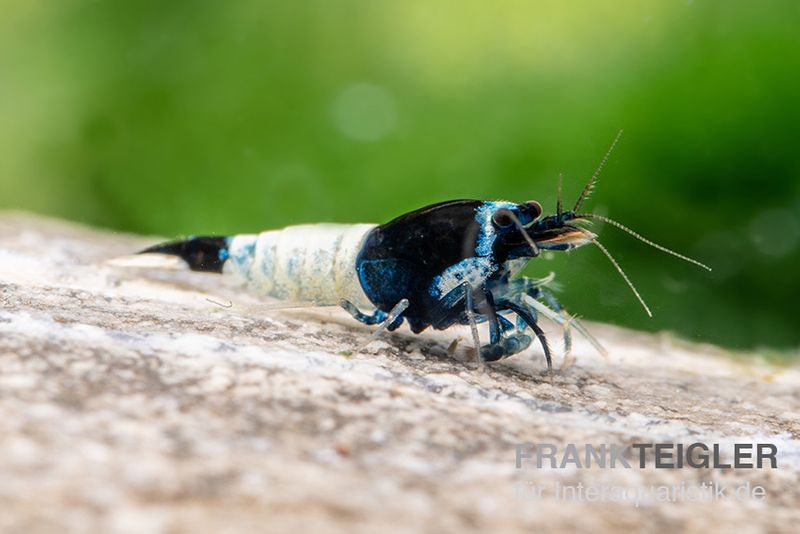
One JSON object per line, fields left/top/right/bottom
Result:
{"left": 573, "top": 129, "right": 624, "bottom": 213}
{"left": 575, "top": 213, "right": 712, "bottom": 272}
{"left": 556, "top": 173, "right": 563, "bottom": 217}
{"left": 573, "top": 227, "right": 652, "bottom": 317}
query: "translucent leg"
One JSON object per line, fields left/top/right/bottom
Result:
{"left": 522, "top": 294, "right": 607, "bottom": 358}
{"left": 464, "top": 288, "right": 484, "bottom": 369}
{"left": 355, "top": 298, "right": 409, "bottom": 351}
{"left": 506, "top": 277, "right": 606, "bottom": 358}
{"left": 536, "top": 289, "right": 572, "bottom": 358}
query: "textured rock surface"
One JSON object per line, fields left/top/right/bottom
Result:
{"left": 1, "top": 212, "right": 798, "bottom": 533}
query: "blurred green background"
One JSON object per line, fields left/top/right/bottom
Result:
{"left": 2, "top": 1, "right": 799, "bottom": 351}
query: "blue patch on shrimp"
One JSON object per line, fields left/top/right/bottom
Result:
{"left": 227, "top": 236, "right": 257, "bottom": 279}
{"left": 430, "top": 257, "right": 497, "bottom": 298}
{"left": 286, "top": 257, "right": 298, "bottom": 277}
{"left": 475, "top": 201, "right": 516, "bottom": 256}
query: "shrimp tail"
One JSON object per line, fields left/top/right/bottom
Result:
{"left": 139, "top": 236, "right": 229, "bottom": 273}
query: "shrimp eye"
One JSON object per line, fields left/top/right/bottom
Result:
{"left": 492, "top": 208, "right": 515, "bottom": 228}
{"left": 524, "top": 200, "right": 542, "bottom": 220}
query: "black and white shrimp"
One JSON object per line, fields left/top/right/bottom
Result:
{"left": 138, "top": 133, "right": 710, "bottom": 370}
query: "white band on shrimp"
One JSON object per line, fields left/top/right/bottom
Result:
{"left": 225, "top": 223, "right": 376, "bottom": 306}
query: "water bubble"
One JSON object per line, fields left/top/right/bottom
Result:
{"left": 333, "top": 83, "right": 397, "bottom": 142}
{"left": 748, "top": 208, "right": 800, "bottom": 258}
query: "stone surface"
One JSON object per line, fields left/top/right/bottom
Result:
{"left": 0, "top": 211, "right": 798, "bottom": 533}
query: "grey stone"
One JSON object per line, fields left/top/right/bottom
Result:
{"left": 0, "top": 212, "right": 798, "bottom": 533}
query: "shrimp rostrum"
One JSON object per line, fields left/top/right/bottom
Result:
{"left": 139, "top": 134, "right": 710, "bottom": 370}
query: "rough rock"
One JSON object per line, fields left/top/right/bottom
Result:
{"left": 0, "top": 212, "right": 798, "bottom": 533}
